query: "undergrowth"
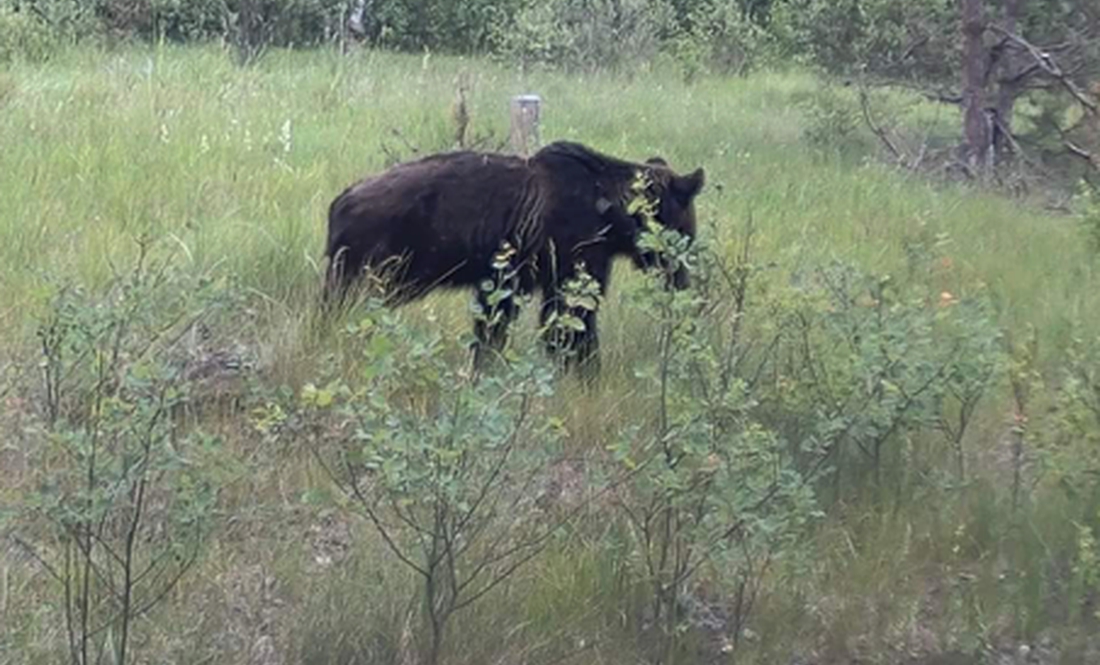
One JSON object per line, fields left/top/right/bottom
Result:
{"left": 2, "top": 45, "right": 1100, "bottom": 664}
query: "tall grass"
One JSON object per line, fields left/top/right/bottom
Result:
{"left": 3, "top": 43, "right": 1099, "bottom": 664}
{"left": 2, "top": 45, "right": 1094, "bottom": 362}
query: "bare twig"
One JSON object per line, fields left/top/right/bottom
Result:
{"left": 6, "top": 535, "right": 64, "bottom": 583}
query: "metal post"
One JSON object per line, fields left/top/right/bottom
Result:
{"left": 510, "top": 94, "right": 541, "bottom": 157}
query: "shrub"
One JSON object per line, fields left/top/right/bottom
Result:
{"left": 370, "top": 0, "right": 525, "bottom": 53}
{"left": 110, "top": 0, "right": 224, "bottom": 41}
{"left": 493, "top": 0, "right": 676, "bottom": 72}
{"left": 1040, "top": 334, "right": 1100, "bottom": 517}
{"left": 798, "top": 84, "right": 865, "bottom": 151}
{"left": 664, "top": 0, "right": 769, "bottom": 79}
{"left": 732, "top": 227, "right": 1003, "bottom": 503}
{"left": 608, "top": 175, "right": 819, "bottom": 660}
{"left": 95, "top": 0, "right": 361, "bottom": 59}
{"left": 769, "top": 0, "right": 958, "bottom": 81}
{"left": 291, "top": 281, "right": 571, "bottom": 664}
{"left": 3, "top": 241, "right": 240, "bottom": 664}
{"left": 0, "top": 4, "right": 60, "bottom": 62}
{"left": 1079, "top": 182, "right": 1100, "bottom": 255}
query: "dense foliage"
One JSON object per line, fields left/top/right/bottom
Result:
{"left": 3, "top": 0, "right": 1095, "bottom": 93}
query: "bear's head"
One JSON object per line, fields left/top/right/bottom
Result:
{"left": 628, "top": 156, "right": 706, "bottom": 289}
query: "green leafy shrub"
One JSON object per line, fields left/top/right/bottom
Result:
{"left": 96, "top": 0, "right": 352, "bottom": 45}
{"left": 5, "top": 0, "right": 101, "bottom": 49}
{"left": 751, "top": 252, "right": 1003, "bottom": 500}
{"left": 769, "top": 0, "right": 957, "bottom": 81}
{"left": 798, "top": 84, "right": 866, "bottom": 151}
{"left": 3, "top": 242, "right": 241, "bottom": 664}
{"left": 1040, "top": 335, "right": 1100, "bottom": 517}
{"left": 663, "top": 0, "right": 769, "bottom": 80}
{"left": 0, "top": 4, "right": 60, "bottom": 62}
{"left": 494, "top": 0, "right": 676, "bottom": 72}
{"left": 293, "top": 292, "right": 570, "bottom": 665}
{"left": 1079, "top": 182, "right": 1100, "bottom": 255}
{"left": 607, "top": 176, "right": 819, "bottom": 660}
{"left": 122, "top": 0, "right": 223, "bottom": 41}
{"left": 988, "top": 329, "right": 1100, "bottom": 644}
{"left": 370, "top": 0, "right": 525, "bottom": 53}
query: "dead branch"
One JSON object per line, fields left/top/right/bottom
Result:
{"left": 1001, "top": 62, "right": 1042, "bottom": 85}
{"left": 379, "top": 128, "right": 423, "bottom": 167}
{"left": 909, "top": 136, "right": 929, "bottom": 173}
{"left": 987, "top": 24, "right": 1098, "bottom": 116}
{"left": 982, "top": 112, "right": 1070, "bottom": 192}
{"left": 390, "top": 127, "right": 421, "bottom": 154}
{"left": 887, "top": 80, "right": 962, "bottom": 106}
{"left": 1052, "top": 120, "right": 1100, "bottom": 172}
{"left": 858, "top": 87, "right": 905, "bottom": 165}
{"left": 899, "top": 35, "right": 930, "bottom": 63}
{"left": 918, "top": 89, "right": 962, "bottom": 106}
{"left": 1064, "top": 140, "right": 1099, "bottom": 170}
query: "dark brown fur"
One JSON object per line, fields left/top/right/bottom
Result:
{"left": 324, "top": 140, "right": 705, "bottom": 378}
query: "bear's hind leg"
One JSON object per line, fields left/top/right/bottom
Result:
{"left": 538, "top": 292, "right": 601, "bottom": 384}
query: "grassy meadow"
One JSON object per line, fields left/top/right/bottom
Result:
{"left": 2, "top": 43, "right": 1100, "bottom": 664}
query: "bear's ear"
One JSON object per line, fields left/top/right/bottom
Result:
{"left": 645, "top": 156, "right": 669, "bottom": 166}
{"left": 672, "top": 167, "right": 705, "bottom": 200}
{"left": 595, "top": 197, "right": 614, "bottom": 215}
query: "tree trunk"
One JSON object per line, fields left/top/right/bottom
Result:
{"left": 993, "top": 0, "right": 1023, "bottom": 162}
{"left": 960, "top": 0, "right": 992, "bottom": 172}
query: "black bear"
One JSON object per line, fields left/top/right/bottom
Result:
{"left": 324, "top": 140, "right": 705, "bottom": 377}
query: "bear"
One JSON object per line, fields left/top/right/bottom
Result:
{"left": 324, "top": 140, "right": 706, "bottom": 379}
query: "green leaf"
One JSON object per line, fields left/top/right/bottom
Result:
{"left": 559, "top": 314, "right": 587, "bottom": 332}
{"left": 565, "top": 294, "right": 599, "bottom": 311}
{"left": 368, "top": 333, "right": 395, "bottom": 358}
{"left": 487, "top": 288, "right": 514, "bottom": 307}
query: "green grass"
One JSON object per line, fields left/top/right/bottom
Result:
{"left": 3, "top": 43, "right": 1100, "bottom": 664}
{"left": 2, "top": 45, "right": 1094, "bottom": 358}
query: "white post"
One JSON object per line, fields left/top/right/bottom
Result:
{"left": 510, "top": 94, "right": 541, "bottom": 157}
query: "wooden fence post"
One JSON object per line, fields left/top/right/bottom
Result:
{"left": 510, "top": 94, "right": 541, "bottom": 156}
